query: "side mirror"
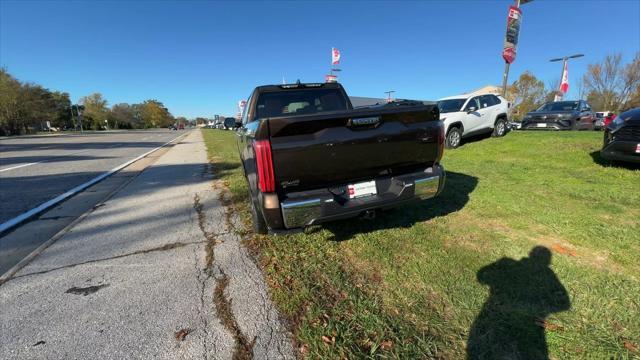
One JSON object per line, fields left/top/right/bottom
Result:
{"left": 467, "top": 106, "right": 476, "bottom": 113}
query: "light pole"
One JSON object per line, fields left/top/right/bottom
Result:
{"left": 549, "top": 53, "right": 584, "bottom": 101}
{"left": 501, "top": 0, "right": 534, "bottom": 98}
{"left": 385, "top": 90, "right": 395, "bottom": 103}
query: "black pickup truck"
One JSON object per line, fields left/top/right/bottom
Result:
{"left": 236, "top": 82, "right": 445, "bottom": 233}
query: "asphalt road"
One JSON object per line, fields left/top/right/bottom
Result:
{"left": 0, "top": 130, "right": 184, "bottom": 226}
{"left": 0, "top": 130, "right": 294, "bottom": 359}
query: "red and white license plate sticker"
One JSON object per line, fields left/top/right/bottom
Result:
{"left": 347, "top": 180, "right": 377, "bottom": 199}
{"left": 636, "top": 144, "right": 640, "bottom": 153}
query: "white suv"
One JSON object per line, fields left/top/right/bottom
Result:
{"left": 437, "top": 93, "right": 509, "bottom": 148}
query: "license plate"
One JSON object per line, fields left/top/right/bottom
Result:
{"left": 537, "top": 123, "right": 547, "bottom": 128}
{"left": 348, "top": 180, "right": 377, "bottom": 199}
{"left": 636, "top": 144, "right": 640, "bottom": 153}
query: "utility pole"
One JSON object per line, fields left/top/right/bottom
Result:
{"left": 69, "top": 106, "right": 75, "bottom": 130}
{"left": 549, "top": 54, "right": 584, "bottom": 101}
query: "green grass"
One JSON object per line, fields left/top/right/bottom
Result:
{"left": 202, "top": 129, "right": 640, "bottom": 359}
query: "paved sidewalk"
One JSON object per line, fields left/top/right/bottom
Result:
{"left": 0, "top": 130, "right": 294, "bottom": 359}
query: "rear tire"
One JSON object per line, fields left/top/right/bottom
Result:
{"left": 446, "top": 127, "right": 462, "bottom": 149}
{"left": 492, "top": 118, "right": 507, "bottom": 137}
{"left": 249, "top": 189, "right": 268, "bottom": 234}
{"left": 571, "top": 120, "right": 580, "bottom": 131}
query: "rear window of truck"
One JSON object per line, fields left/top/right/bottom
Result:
{"left": 255, "top": 89, "right": 348, "bottom": 118}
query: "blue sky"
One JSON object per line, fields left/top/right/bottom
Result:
{"left": 1, "top": 0, "right": 638, "bottom": 118}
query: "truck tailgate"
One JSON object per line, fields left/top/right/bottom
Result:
{"left": 267, "top": 105, "right": 442, "bottom": 192}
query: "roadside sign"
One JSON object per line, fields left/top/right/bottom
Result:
{"left": 325, "top": 74, "right": 337, "bottom": 83}
{"left": 502, "top": 5, "right": 522, "bottom": 64}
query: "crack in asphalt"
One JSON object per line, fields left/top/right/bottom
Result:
{"left": 193, "top": 190, "right": 259, "bottom": 359}
{"left": 2, "top": 240, "right": 206, "bottom": 285}
{"left": 214, "top": 268, "right": 256, "bottom": 360}
{"left": 194, "top": 194, "right": 221, "bottom": 277}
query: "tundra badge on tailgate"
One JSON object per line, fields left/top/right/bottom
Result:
{"left": 350, "top": 117, "right": 380, "bottom": 127}
{"left": 281, "top": 179, "right": 300, "bottom": 188}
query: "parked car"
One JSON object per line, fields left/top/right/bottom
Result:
{"left": 601, "top": 108, "right": 640, "bottom": 164}
{"left": 594, "top": 112, "right": 605, "bottom": 130}
{"left": 521, "top": 100, "right": 595, "bottom": 130}
{"left": 236, "top": 82, "right": 445, "bottom": 234}
{"left": 603, "top": 112, "right": 616, "bottom": 127}
{"left": 436, "top": 93, "right": 509, "bottom": 149}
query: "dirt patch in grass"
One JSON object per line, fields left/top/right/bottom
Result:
{"left": 452, "top": 213, "right": 632, "bottom": 276}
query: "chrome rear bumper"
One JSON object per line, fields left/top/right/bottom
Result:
{"left": 280, "top": 165, "right": 445, "bottom": 229}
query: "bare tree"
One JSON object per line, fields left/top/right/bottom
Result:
{"left": 576, "top": 77, "right": 587, "bottom": 100}
{"left": 583, "top": 52, "right": 640, "bottom": 111}
{"left": 545, "top": 78, "right": 560, "bottom": 103}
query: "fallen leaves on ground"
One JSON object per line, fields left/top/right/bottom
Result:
{"left": 623, "top": 340, "right": 638, "bottom": 353}
{"left": 299, "top": 344, "right": 309, "bottom": 356}
{"left": 321, "top": 335, "right": 335, "bottom": 345}
{"left": 174, "top": 329, "right": 191, "bottom": 341}
{"left": 380, "top": 340, "right": 394, "bottom": 351}
{"left": 535, "top": 319, "right": 564, "bottom": 331}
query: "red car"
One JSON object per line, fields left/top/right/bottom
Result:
{"left": 603, "top": 112, "right": 616, "bottom": 127}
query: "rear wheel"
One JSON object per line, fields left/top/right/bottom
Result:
{"left": 492, "top": 118, "right": 507, "bottom": 137}
{"left": 248, "top": 189, "right": 268, "bottom": 234}
{"left": 571, "top": 119, "right": 580, "bottom": 130}
{"left": 446, "top": 127, "right": 462, "bottom": 149}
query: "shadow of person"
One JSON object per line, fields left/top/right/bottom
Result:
{"left": 467, "top": 246, "right": 570, "bottom": 360}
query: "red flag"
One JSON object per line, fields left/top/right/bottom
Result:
{"left": 332, "top": 47, "right": 341, "bottom": 65}
{"left": 559, "top": 61, "right": 569, "bottom": 93}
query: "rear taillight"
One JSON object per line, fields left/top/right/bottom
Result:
{"left": 436, "top": 124, "right": 445, "bottom": 162}
{"left": 253, "top": 140, "right": 275, "bottom": 193}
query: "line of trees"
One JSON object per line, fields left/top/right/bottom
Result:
{"left": 507, "top": 52, "right": 639, "bottom": 120}
{"left": 0, "top": 68, "right": 176, "bottom": 135}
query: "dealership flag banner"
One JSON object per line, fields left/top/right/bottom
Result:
{"left": 560, "top": 61, "right": 569, "bottom": 93}
{"left": 332, "top": 47, "right": 341, "bottom": 65}
{"left": 555, "top": 62, "right": 569, "bottom": 101}
{"left": 502, "top": 6, "right": 522, "bottom": 64}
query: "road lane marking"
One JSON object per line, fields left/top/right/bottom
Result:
{"left": 0, "top": 162, "right": 44, "bottom": 173}
{"left": 0, "top": 139, "right": 166, "bottom": 172}
{"left": 0, "top": 147, "right": 99, "bottom": 172}
{"left": 0, "top": 133, "right": 187, "bottom": 234}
